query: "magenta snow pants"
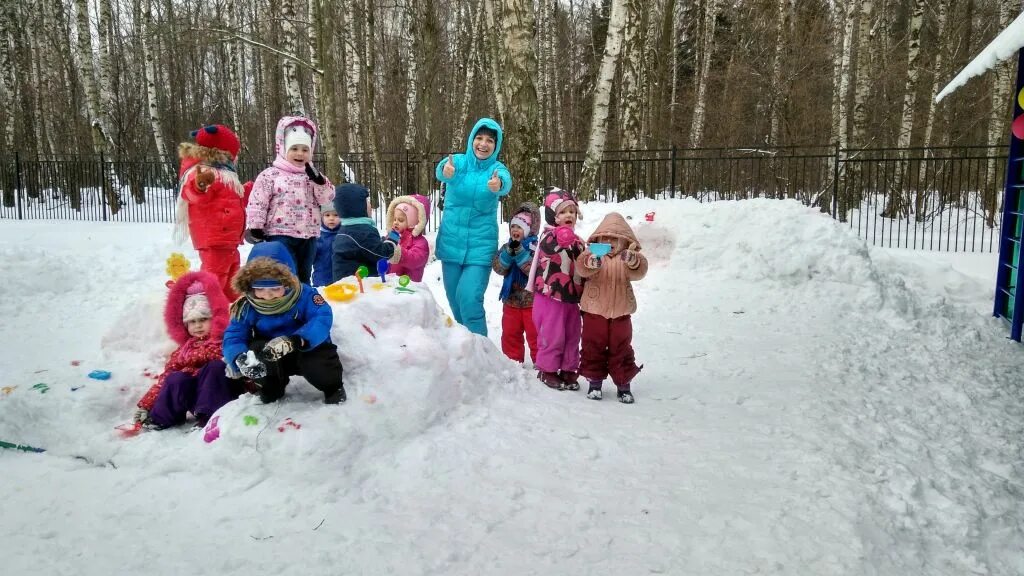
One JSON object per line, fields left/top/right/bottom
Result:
{"left": 532, "top": 292, "right": 582, "bottom": 374}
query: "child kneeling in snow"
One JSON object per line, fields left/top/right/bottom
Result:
{"left": 575, "top": 212, "right": 648, "bottom": 403}
{"left": 330, "top": 183, "right": 401, "bottom": 283}
{"left": 384, "top": 194, "right": 431, "bottom": 282}
{"left": 492, "top": 202, "right": 540, "bottom": 364}
{"left": 134, "top": 271, "right": 242, "bottom": 429}
{"left": 223, "top": 241, "right": 347, "bottom": 404}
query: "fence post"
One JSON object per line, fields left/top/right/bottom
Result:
{"left": 670, "top": 146, "right": 677, "bottom": 199}
{"left": 831, "top": 142, "right": 840, "bottom": 219}
{"left": 14, "top": 152, "right": 24, "bottom": 220}
{"left": 100, "top": 152, "right": 108, "bottom": 222}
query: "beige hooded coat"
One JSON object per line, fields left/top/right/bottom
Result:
{"left": 576, "top": 212, "right": 648, "bottom": 319}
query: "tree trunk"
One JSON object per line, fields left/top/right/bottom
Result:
{"left": 281, "top": 0, "right": 305, "bottom": 115}
{"left": 851, "top": 0, "right": 874, "bottom": 148}
{"left": 768, "top": 0, "right": 791, "bottom": 146}
{"left": 577, "top": 0, "right": 627, "bottom": 201}
{"left": 826, "top": 1, "right": 854, "bottom": 217}
{"left": 689, "top": 0, "right": 717, "bottom": 148}
{"left": 141, "top": 0, "right": 169, "bottom": 163}
{"left": 343, "top": 0, "right": 362, "bottom": 151}
{"left": 312, "top": 0, "right": 340, "bottom": 182}
{"left": 617, "top": 0, "right": 645, "bottom": 200}
{"left": 402, "top": 0, "right": 421, "bottom": 194}
{"left": 483, "top": 0, "right": 507, "bottom": 123}
{"left": 984, "top": 0, "right": 1016, "bottom": 227}
{"left": 97, "top": 0, "right": 115, "bottom": 150}
{"left": 453, "top": 0, "right": 483, "bottom": 152}
{"left": 500, "top": 0, "right": 543, "bottom": 207}
{"left": 362, "top": 0, "right": 385, "bottom": 202}
{"left": 884, "top": 0, "right": 925, "bottom": 220}
{"left": 919, "top": 0, "right": 948, "bottom": 184}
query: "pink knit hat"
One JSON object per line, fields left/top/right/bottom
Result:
{"left": 181, "top": 281, "right": 212, "bottom": 323}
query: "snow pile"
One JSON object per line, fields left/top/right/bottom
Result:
{"left": 1, "top": 200, "right": 1023, "bottom": 576}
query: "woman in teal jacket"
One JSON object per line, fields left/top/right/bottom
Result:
{"left": 435, "top": 118, "right": 513, "bottom": 336}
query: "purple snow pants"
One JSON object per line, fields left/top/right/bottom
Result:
{"left": 149, "top": 360, "right": 238, "bottom": 428}
{"left": 532, "top": 292, "right": 582, "bottom": 374}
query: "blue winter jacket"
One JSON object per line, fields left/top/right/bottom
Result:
{"left": 435, "top": 118, "right": 513, "bottom": 266}
{"left": 223, "top": 242, "right": 334, "bottom": 363}
{"left": 312, "top": 224, "right": 340, "bottom": 287}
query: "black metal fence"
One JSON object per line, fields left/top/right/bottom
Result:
{"left": 0, "top": 145, "right": 1008, "bottom": 251}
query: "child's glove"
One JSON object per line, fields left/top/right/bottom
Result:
{"left": 507, "top": 239, "right": 521, "bottom": 253}
{"left": 133, "top": 408, "right": 149, "bottom": 425}
{"left": 305, "top": 163, "right": 327, "bottom": 185}
{"left": 262, "top": 336, "right": 301, "bottom": 361}
{"left": 194, "top": 165, "right": 216, "bottom": 191}
{"left": 387, "top": 230, "right": 401, "bottom": 243}
{"left": 621, "top": 249, "right": 640, "bottom": 268}
{"left": 235, "top": 353, "right": 268, "bottom": 380}
{"left": 554, "top": 226, "right": 576, "bottom": 248}
{"left": 244, "top": 229, "right": 265, "bottom": 244}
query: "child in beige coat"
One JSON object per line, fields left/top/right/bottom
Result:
{"left": 575, "top": 212, "right": 648, "bottom": 403}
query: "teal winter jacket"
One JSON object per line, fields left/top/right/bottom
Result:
{"left": 434, "top": 118, "right": 513, "bottom": 266}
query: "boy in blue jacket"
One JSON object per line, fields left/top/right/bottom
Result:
{"left": 224, "top": 241, "right": 346, "bottom": 404}
{"left": 331, "top": 182, "right": 401, "bottom": 283}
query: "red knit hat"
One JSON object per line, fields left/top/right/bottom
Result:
{"left": 192, "top": 124, "right": 241, "bottom": 158}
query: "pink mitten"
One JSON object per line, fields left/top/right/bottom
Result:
{"left": 554, "top": 226, "right": 576, "bottom": 248}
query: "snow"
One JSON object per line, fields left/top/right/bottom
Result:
{"left": 1, "top": 199, "right": 1023, "bottom": 575}
{"left": 935, "top": 11, "right": 1024, "bottom": 102}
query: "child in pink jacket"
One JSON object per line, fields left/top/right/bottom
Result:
{"left": 246, "top": 116, "right": 334, "bottom": 284}
{"left": 384, "top": 194, "right": 432, "bottom": 282}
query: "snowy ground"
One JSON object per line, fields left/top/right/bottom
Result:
{"left": 1, "top": 199, "right": 1022, "bottom": 576}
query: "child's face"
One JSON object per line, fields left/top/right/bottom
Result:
{"left": 393, "top": 210, "right": 409, "bottom": 232}
{"left": 472, "top": 133, "right": 496, "bottom": 160}
{"left": 510, "top": 224, "right": 525, "bottom": 241}
{"left": 323, "top": 212, "right": 340, "bottom": 228}
{"left": 556, "top": 205, "right": 577, "bottom": 228}
{"left": 186, "top": 318, "right": 212, "bottom": 338}
{"left": 253, "top": 286, "right": 286, "bottom": 300}
{"left": 287, "top": 144, "right": 310, "bottom": 165}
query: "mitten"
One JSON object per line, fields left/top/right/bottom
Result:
{"left": 236, "top": 352, "right": 267, "bottom": 380}
{"left": 498, "top": 248, "right": 514, "bottom": 268}
{"left": 554, "top": 226, "right": 576, "bottom": 248}
{"left": 622, "top": 249, "right": 640, "bottom": 268}
{"left": 133, "top": 408, "right": 149, "bottom": 424}
{"left": 584, "top": 254, "right": 600, "bottom": 269}
{"left": 387, "top": 230, "right": 401, "bottom": 243}
{"left": 507, "top": 239, "right": 521, "bottom": 253}
{"left": 262, "top": 336, "right": 299, "bottom": 362}
{"left": 514, "top": 248, "right": 532, "bottom": 267}
{"left": 194, "top": 166, "right": 216, "bottom": 191}
{"left": 244, "top": 229, "right": 265, "bottom": 244}
{"left": 305, "top": 163, "right": 326, "bottom": 185}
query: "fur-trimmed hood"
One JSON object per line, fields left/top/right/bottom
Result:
{"left": 177, "top": 142, "right": 236, "bottom": 178}
{"left": 386, "top": 194, "right": 431, "bottom": 237}
{"left": 165, "top": 270, "right": 230, "bottom": 346}
{"left": 274, "top": 116, "right": 318, "bottom": 161}
{"left": 587, "top": 212, "right": 641, "bottom": 251}
{"left": 231, "top": 241, "right": 302, "bottom": 296}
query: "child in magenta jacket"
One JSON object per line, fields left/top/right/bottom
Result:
{"left": 384, "top": 194, "right": 432, "bottom": 282}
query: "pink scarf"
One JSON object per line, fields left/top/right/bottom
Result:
{"left": 272, "top": 157, "right": 306, "bottom": 173}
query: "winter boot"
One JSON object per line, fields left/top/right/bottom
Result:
{"left": 586, "top": 380, "right": 603, "bottom": 400}
{"left": 537, "top": 370, "right": 565, "bottom": 390}
{"left": 617, "top": 388, "right": 635, "bottom": 404}
{"left": 324, "top": 385, "right": 347, "bottom": 405}
{"left": 559, "top": 370, "right": 581, "bottom": 391}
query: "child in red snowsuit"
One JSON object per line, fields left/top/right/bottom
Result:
{"left": 134, "top": 271, "right": 242, "bottom": 429}
{"left": 173, "top": 124, "right": 252, "bottom": 301}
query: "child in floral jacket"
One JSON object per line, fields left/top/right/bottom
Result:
{"left": 529, "top": 188, "right": 586, "bottom": 391}
{"left": 135, "top": 271, "right": 241, "bottom": 429}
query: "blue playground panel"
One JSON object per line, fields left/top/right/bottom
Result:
{"left": 993, "top": 50, "right": 1024, "bottom": 339}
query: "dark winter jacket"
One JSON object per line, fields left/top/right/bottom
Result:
{"left": 312, "top": 223, "right": 340, "bottom": 286}
{"left": 331, "top": 183, "right": 401, "bottom": 282}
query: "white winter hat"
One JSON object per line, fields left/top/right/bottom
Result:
{"left": 284, "top": 125, "right": 313, "bottom": 151}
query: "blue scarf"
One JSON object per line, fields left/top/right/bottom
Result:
{"left": 342, "top": 216, "right": 376, "bottom": 227}
{"left": 499, "top": 235, "right": 537, "bottom": 302}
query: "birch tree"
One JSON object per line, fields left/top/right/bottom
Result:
{"left": 768, "top": 0, "right": 791, "bottom": 146}
{"left": 884, "top": 0, "right": 926, "bottom": 219}
{"left": 577, "top": 0, "right": 627, "bottom": 201}
{"left": 689, "top": 0, "right": 718, "bottom": 148}
{"left": 984, "top": 0, "right": 1016, "bottom": 225}
{"left": 919, "top": 0, "right": 948, "bottom": 181}
{"left": 618, "top": 0, "right": 645, "bottom": 199}
{"left": 483, "top": 0, "right": 507, "bottom": 123}
{"left": 851, "top": 0, "right": 875, "bottom": 148}
{"left": 281, "top": 0, "right": 305, "bottom": 115}
{"left": 362, "top": 0, "right": 386, "bottom": 200}
{"left": 500, "top": 0, "right": 543, "bottom": 205}
{"left": 311, "top": 0, "right": 340, "bottom": 182}
{"left": 141, "top": 0, "right": 168, "bottom": 162}
{"left": 97, "top": 0, "right": 115, "bottom": 142}
{"left": 343, "top": 0, "right": 362, "bottom": 150}
{"left": 0, "top": 2, "right": 16, "bottom": 150}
